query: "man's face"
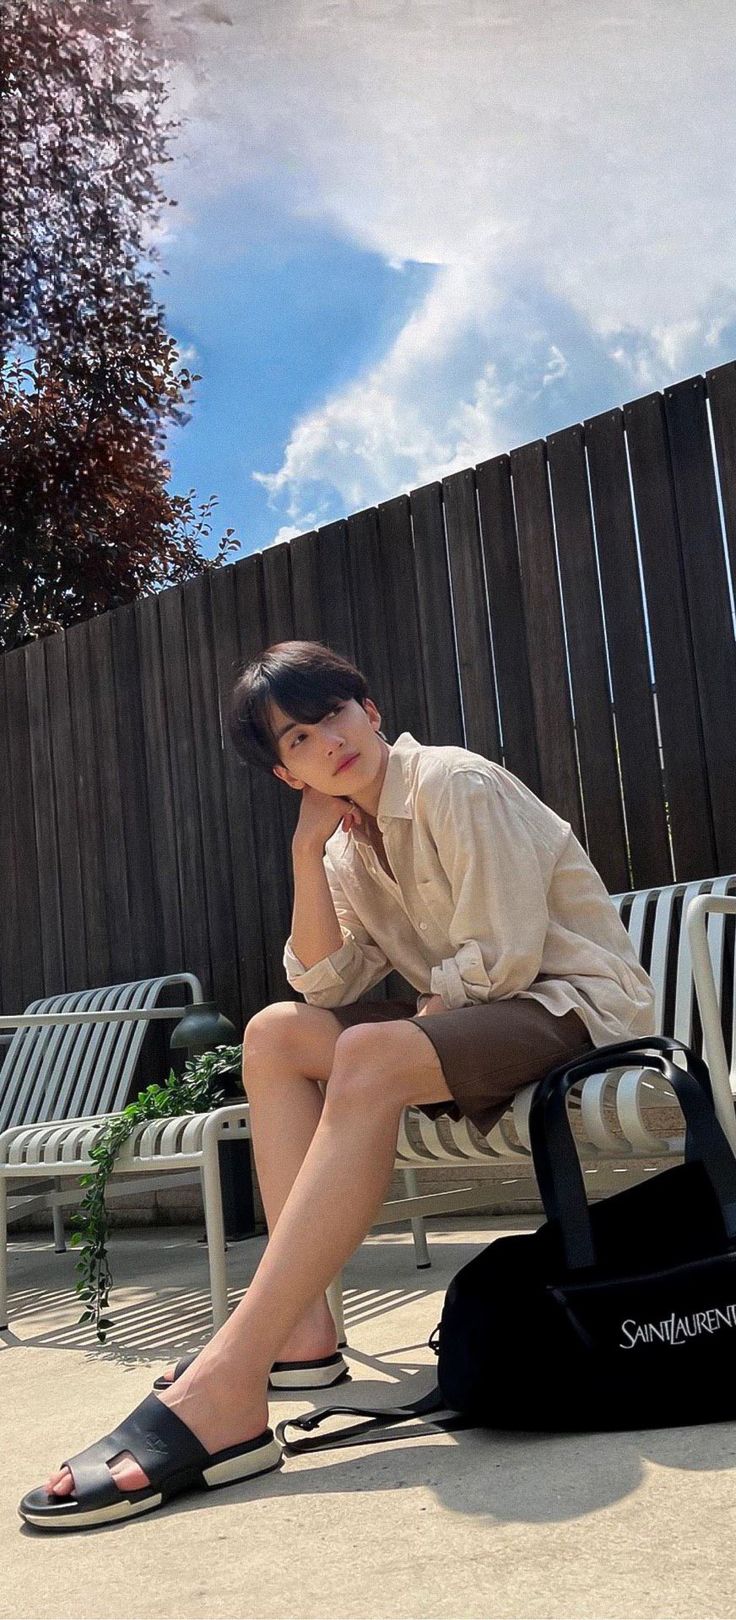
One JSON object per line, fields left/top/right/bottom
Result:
{"left": 270, "top": 695, "right": 383, "bottom": 796}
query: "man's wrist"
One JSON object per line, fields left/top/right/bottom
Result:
{"left": 292, "top": 836, "right": 326, "bottom": 860}
{"left": 416, "top": 992, "right": 449, "bottom": 1016}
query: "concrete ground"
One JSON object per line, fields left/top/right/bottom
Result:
{"left": 3, "top": 1217, "right": 736, "bottom": 1620}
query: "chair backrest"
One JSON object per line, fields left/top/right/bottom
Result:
{"left": 611, "top": 873, "right": 736, "bottom": 1068}
{"left": 0, "top": 975, "right": 203, "bottom": 1133}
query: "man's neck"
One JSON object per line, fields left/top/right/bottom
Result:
{"left": 345, "top": 736, "right": 391, "bottom": 820}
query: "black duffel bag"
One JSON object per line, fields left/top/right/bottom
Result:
{"left": 276, "top": 1033, "right": 736, "bottom": 1456}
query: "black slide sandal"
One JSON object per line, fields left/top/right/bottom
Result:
{"left": 18, "top": 1393, "right": 282, "bottom": 1532}
{"left": 152, "top": 1349, "right": 350, "bottom": 1391}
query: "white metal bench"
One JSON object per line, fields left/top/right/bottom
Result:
{"left": 0, "top": 974, "right": 255, "bottom": 1332}
{"left": 3, "top": 875, "right": 734, "bottom": 1346}
{"left": 378, "top": 874, "right": 736, "bottom": 1261}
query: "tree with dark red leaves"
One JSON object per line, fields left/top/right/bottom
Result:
{"left": 0, "top": 0, "right": 239, "bottom": 651}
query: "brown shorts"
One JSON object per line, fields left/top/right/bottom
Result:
{"left": 327, "top": 995, "right": 594, "bottom": 1137}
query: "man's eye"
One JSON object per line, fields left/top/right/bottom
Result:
{"left": 291, "top": 705, "right": 342, "bottom": 748}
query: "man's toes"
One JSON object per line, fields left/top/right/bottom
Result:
{"left": 45, "top": 1454, "right": 150, "bottom": 1497}
{"left": 110, "top": 1452, "right": 150, "bottom": 1491}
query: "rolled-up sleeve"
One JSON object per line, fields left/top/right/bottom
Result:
{"left": 426, "top": 770, "right": 558, "bottom": 1010}
{"left": 282, "top": 847, "right": 391, "bottom": 1007}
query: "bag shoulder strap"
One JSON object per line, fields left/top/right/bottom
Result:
{"left": 274, "top": 1380, "right": 469, "bottom": 1455}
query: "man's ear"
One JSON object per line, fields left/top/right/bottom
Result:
{"left": 273, "top": 763, "right": 306, "bottom": 791}
{"left": 363, "top": 698, "right": 383, "bottom": 730}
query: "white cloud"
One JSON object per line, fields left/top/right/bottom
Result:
{"left": 150, "top": 0, "right": 736, "bottom": 530}
{"left": 542, "top": 346, "right": 569, "bottom": 388}
{"left": 266, "top": 524, "right": 306, "bottom": 545}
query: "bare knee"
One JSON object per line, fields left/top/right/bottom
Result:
{"left": 327, "top": 1022, "right": 445, "bottom": 1115}
{"left": 243, "top": 1000, "right": 300, "bottom": 1048}
{"left": 242, "top": 1000, "right": 340, "bottom": 1084}
{"left": 325, "top": 1026, "right": 400, "bottom": 1115}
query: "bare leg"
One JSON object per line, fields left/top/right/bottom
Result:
{"left": 156, "top": 1003, "right": 345, "bottom": 1386}
{"left": 241, "top": 1008, "right": 338, "bottom": 1360}
{"left": 45, "top": 1017, "right": 451, "bottom": 1495}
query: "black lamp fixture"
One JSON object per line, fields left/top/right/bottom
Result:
{"left": 169, "top": 1000, "right": 239, "bottom": 1058}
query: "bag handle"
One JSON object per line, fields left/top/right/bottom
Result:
{"left": 529, "top": 1034, "right": 736, "bottom": 1271}
{"left": 273, "top": 1380, "right": 469, "bottom": 1456}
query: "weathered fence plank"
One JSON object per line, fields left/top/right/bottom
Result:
{"left": 707, "top": 360, "right": 736, "bottom": 589}
{"left": 442, "top": 467, "right": 500, "bottom": 763}
{"left": 256, "top": 542, "right": 301, "bottom": 1000}
{"left": 157, "top": 583, "right": 212, "bottom": 993}
{"left": 87, "top": 611, "right": 137, "bottom": 981}
{"left": 346, "top": 507, "right": 396, "bottom": 733}
{"left": 475, "top": 453, "right": 541, "bottom": 794}
{"left": 210, "top": 562, "right": 269, "bottom": 1023}
{"left": 109, "top": 603, "right": 161, "bottom": 982}
{"left": 182, "top": 573, "right": 241, "bottom": 1026}
{"left": 0, "top": 658, "right": 23, "bottom": 1010}
{"left": 624, "top": 390, "right": 717, "bottom": 878}
{"left": 509, "top": 439, "right": 583, "bottom": 833}
{"left": 409, "top": 481, "right": 464, "bottom": 747}
{"left": 376, "top": 494, "right": 429, "bottom": 744}
{"left": 134, "top": 593, "right": 185, "bottom": 978}
{"left": 315, "top": 520, "right": 355, "bottom": 660}
{"left": 24, "top": 638, "right": 66, "bottom": 991}
{"left": 547, "top": 423, "right": 629, "bottom": 892}
{"left": 583, "top": 406, "right": 672, "bottom": 890}
{"left": 289, "top": 528, "right": 322, "bottom": 644}
{"left": 664, "top": 374, "right": 736, "bottom": 873}
{"left": 44, "top": 630, "right": 88, "bottom": 990}
{"left": 65, "top": 621, "right": 112, "bottom": 986}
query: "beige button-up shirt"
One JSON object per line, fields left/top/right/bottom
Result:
{"left": 282, "top": 731, "right": 656, "bottom": 1048}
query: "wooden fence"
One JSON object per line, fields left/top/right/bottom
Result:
{"left": 2, "top": 363, "right": 736, "bottom": 1035}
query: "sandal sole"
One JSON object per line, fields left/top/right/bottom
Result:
{"left": 268, "top": 1362, "right": 350, "bottom": 1390}
{"left": 153, "top": 1352, "right": 350, "bottom": 1392}
{"left": 19, "top": 1437, "right": 283, "bottom": 1531}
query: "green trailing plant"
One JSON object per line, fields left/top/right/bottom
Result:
{"left": 70, "top": 1044, "right": 243, "bottom": 1342}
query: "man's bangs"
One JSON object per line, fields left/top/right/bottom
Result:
{"left": 262, "top": 671, "right": 355, "bottom": 750}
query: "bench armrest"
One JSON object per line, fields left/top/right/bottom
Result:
{"left": 686, "top": 895, "right": 736, "bottom": 1152}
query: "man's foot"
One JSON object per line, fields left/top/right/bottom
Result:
{"left": 21, "top": 1394, "right": 281, "bottom": 1530}
{"left": 42, "top": 1357, "right": 269, "bottom": 1500}
{"left": 156, "top": 1297, "right": 338, "bottom": 1390}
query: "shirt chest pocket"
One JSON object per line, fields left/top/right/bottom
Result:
{"left": 414, "top": 876, "right": 448, "bottom": 935}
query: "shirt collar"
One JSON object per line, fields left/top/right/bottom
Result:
{"left": 337, "top": 732, "right": 421, "bottom": 855}
{"left": 374, "top": 731, "right": 420, "bottom": 825}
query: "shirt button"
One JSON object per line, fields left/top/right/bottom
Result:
{"left": 419, "top": 922, "right": 427, "bottom": 931}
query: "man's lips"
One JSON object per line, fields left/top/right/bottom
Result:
{"left": 334, "top": 752, "right": 359, "bottom": 774}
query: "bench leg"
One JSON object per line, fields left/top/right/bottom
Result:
{"left": 402, "top": 1168, "right": 431, "bottom": 1268}
{"left": 0, "top": 1178, "right": 7, "bottom": 1329}
{"left": 201, "top": 1147, "right": 229, "bottom": 1332}
{"left": 325, "top": 1273, "right": 345, "bottom": 1346}
{"left": 52, "top": 1181, "right": 66, "bottom": 1252}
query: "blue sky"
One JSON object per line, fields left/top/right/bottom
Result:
{"left": 154, "top": 204, "right": 434, "bottom": 554}
{"left": 149, "top": 0, "right": 736, "bottom": 563}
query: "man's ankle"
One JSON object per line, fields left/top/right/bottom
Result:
{"left": 277, "top": 1318, "right": 338, "bottom": 1362}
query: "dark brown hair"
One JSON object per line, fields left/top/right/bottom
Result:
{"left": 228, "top": 639, "right": 382, "bottom": 774}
